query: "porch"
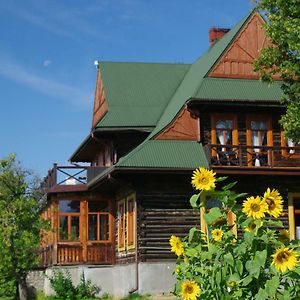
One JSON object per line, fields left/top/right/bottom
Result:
{"left": 40, "top": 164, "right": 115, "bottom": 267}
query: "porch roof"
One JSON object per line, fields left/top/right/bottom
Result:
{"left": 116, "top": 140, "right": 209, "bottom": 169}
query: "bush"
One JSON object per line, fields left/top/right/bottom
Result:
{"left": 48, "top": 269, "right": 100, "bottom": 299}
{"left": 77, "top": 272, "right": 100, "bottom": 299}
{"left": 48, "top": 269, "right": 76, "bottom": 299}
{"left": 171, "top": 168, "right": 300, "bottom": 300}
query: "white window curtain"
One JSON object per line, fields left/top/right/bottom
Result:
{"left": 216, "top": 120, "right": 232, "bottom": 152}
{"left": 287, "top": 138, "right": 295, "bottom": 154}
{"left": 251, "top": 121, "right": 267, "bottom": 166}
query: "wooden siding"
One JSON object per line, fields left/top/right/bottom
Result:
{"left": 139, "top": 208, "right": 199, "bottom": 261}
{"left": 209, "top": 13, "right": 279, "bottom": 80}
{"left": 92, "top": 69, "right": 108, "bottom": 128}
{"left": 156, "top": 107, "right": 199, "bottom": 141}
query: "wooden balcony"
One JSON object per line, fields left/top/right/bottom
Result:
{"left": 41, "top": 164, "right": 107, "bottom": 193}
{"left": 205, "top": 144, "right": 300, "bottom": 174}
{"left": 40, "top": 243, "right": 114, "bottom": 267}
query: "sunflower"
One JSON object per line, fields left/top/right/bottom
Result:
{"left": 244, "top": 220, "right": 263, "bottom": 232}
{"left": 262, "top": 188, "right": 283, "bottom": 218}
{"left": 181, "top": 280, "right": 201, "bottom": 300}
{"left": 191, "top": 167, "right": 216, "bottom": 191}
{"left": 272, "top": 247, "right": 298, "bottom": 272}
{"left": 242, "top": 196, "right": 268, "bottom": 219}
{"left": 169, "top": 235, "right": 184, "bottom": 256}
{"left": 212, "top": 228, "right": 224, "bottom": 242}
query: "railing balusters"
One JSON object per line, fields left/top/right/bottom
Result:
{"left": 207, "top": 144, "right": 300, "bottom": 168}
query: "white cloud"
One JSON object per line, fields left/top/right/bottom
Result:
{"left": 43, "top": 59, "right": 52, "bottom": 67}
{"left": 0, "top": 57, "right": 92, "bottom": 108}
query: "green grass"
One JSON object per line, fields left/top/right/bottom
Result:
{"left": 121, "top": 293, "right": 151, "bottom": 300}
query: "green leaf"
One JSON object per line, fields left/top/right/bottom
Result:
{"left": 264, "top": 219, "right": 284, "bottom": 228}
{"left": 235, "top": 193, "right": 248, "bottom": 199}
{"left": 188, "top": 227, "right": 197, "bottom": 243}
{"left": 185, "top": 247, "right": 198, "bottom": 258}
{"left": 190, "top": 194, "right": 200, "bottom": 209}
{"left": 224, "top": 252, "right": 234, "bottom": 267}
{"left": 222, "top": 181, "right": 237, "bottom": 191}
{"left": 254, "top": 249, "right": 267, "bottom": 269}
{"left": 204, "top": 207, "right": 223, "bottom": 225}
{"left": 255, "top": 288, "right": 268, "bottom": 300}
{"left": 216, "top": 270, "right": 222, "bottom": 286}
{"left": 244, "top": 232, "right": 254, "bottom": 247}
{"left": 235, "top": 260, "right": 243, "bottom": 276}
{"left": 245, "top": 260, "right": 260, "bottom": 279}
{"left": 241, "top": 275, "right": 253, "bottom": 286}
{"left": 216, "top": 176, "right": 227, "bottom": 182}
{"left": 265, "top": 276, "right": 280, "bottom": 297}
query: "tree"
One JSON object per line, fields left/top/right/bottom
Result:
{"left": 254, "top": 0, "right": 300, "bottom": 142}
{"left": 0, "top": 154, "right": 45, "bottom": 300}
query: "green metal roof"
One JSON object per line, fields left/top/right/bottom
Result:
{"left": 97, "top": 62, "right": 190, "bottom": 128}
{"left": 194, "top": 78, "right": 282, "bottom": 101}
{"left": 148, "top": 10, "right": 255, "bottom": 139}
{"left": 116, "top": 140, "right": 209, "bottom": 169}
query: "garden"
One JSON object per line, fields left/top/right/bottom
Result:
{"left": 170, "top": 168, "right": 300, "bottom": 300}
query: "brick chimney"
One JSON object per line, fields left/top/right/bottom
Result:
{"left": 209, "top": 28, "right": 230, "bottom": 46}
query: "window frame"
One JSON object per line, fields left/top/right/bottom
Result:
{"left": 87, "top": 200, "right": 110, "bottom": 242}
{"left": 246, "top": 115, "right": 273, "bottom": 166}
{"left": 126, "top": 195, "right": 136, "bottom": 250}
{"left": 58, "top": 213, "right": 81, "bottom": 242}
{"left": 211, "top": 113, "right": 238, "bottom": 157}
{"left": 117, "top": 199, "right": 126, "bottom": 252}
{"left": 288, "top": 193, "right": 300, "bottom": 240}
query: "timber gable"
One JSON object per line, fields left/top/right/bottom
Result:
{"left": 155, "top": 106, "right": 199, "bottom": 141}
{"left": 208, "top": 12, "right": 274, "bottom": 79}
{"left": 92, "top": 69, "right": 108, "bottom": 128}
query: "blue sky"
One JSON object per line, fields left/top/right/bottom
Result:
{"left": 0, "top": 0, "right": 254, "bottom": 177}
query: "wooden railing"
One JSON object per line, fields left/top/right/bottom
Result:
{"left": 40, "top": 245, "right": 53, "bottom": 268}
{"left": 41, "top": 164, "right": 106, "bottom": 192}
{"left": 40, "top": 244, "right": 113, "bottom": 266}
{"left": 57, "top": 245, "right": 83, "bottom": 264}
{"left": 205, "top": 144, "right": 300, "bottom": 168}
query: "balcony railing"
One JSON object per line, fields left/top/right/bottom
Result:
{"left": 40, "top": 243, "right": 114, "bottom": 267}
{"left": 205, "top": 144, "right": 300, "bottom": 168}
{"left": 41, "top": 163, "right": 107, "bottom": 192}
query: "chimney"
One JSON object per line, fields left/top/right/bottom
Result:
{"left": 209, "top": 28, "right": 230, "bottom": 46}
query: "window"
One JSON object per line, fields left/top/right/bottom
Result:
{"left": 58, "top": 200, "right": 80, "bottom": 241}
{"left": 288, "top": 194, "right": 300, "bottom": 240}
{"left": 281, "top": 133, "right": 299, "bottom": 157}
{"left": 211, "top": 114, "right": 238, "bottom": 165}
{"left": 211, "top": 114, "right": 238, "bottom": 148}
{"left": 246, "top": 116, "right": 272, "bottom": 166}
{"left": 88, "top": 201, "right": 109, "bottom": 241}
{"left": 117, "top": 194, "right": 136, "bottom": 252}
{"left": 117, "top": 200, "right": 126, "bottom": 251}
{"left": 127, "top": 195, "right": 136, "bottom": 249}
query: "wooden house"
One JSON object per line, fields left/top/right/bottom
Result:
{"left": 40, "top": 10, "right": 300, "bottom": 296}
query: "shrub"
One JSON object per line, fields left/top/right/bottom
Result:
{"left": 171, "top": 168, "right": 300, "bottom": 300}
{"left": 48, "top": 269, "right": 76, "bottom": 299}
{"left": 77, "top": 271, "right": 100, "bottom": 299}
{"left": 48, "top": 269, "right": 100, "bottom": 299}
